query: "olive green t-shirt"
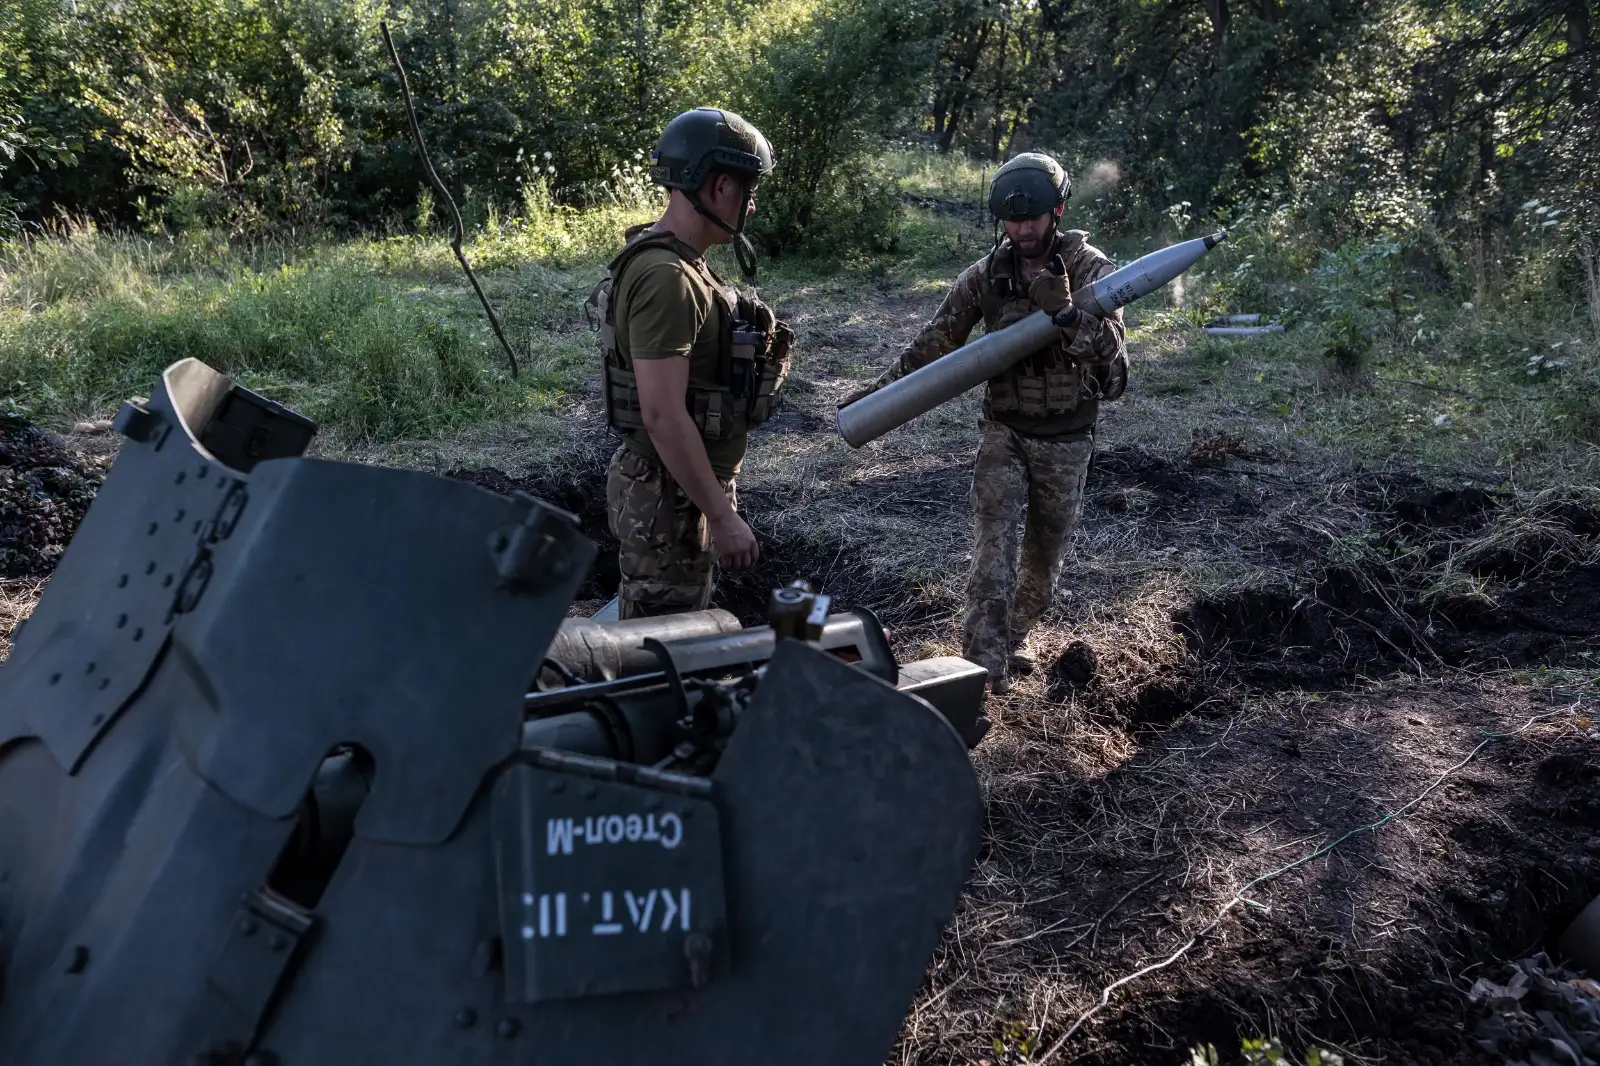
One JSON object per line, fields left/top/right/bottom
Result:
{"left": 613, "top": 245, "right": 747, "bottom": 480}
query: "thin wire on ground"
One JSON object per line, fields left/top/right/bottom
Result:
{"left": 1033, "top": 705, "right": 1577, "bottom": 1064}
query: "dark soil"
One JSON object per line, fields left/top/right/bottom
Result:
{"left": 902, "top": 442, "right": 1600, "bottom": 1066}
{"left": 0, "top": 408, "right": 106, "bottom": 578}
{"left": 1060, "top": 446, "right": 1600, "bottom": 725}
{"left": 967, "top": 683, "right": 1600, "bottom": 1066}
{"left": 448, "top": 443, "right": 949, "bottom": 631}
{"left": 446, "top": 460, "right": 620, "bottom": 603}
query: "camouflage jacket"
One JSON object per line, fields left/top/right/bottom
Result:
{"left": 872, "top": 229, "right": 1127, "bottom": 439}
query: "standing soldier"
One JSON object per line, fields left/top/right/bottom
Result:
{"left": 589, "top": 107, "right": 794, "bottom": 619}
{"left": 843, "top": 153, "right": 1127, "bottom": 693}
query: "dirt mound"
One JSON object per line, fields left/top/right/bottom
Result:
{"left": 913, "top": 441, "right": 1600, "bottom": 1064}
{"left": 0, "top": 407, "right": 106, "bottom": 578}
{"left": 711, "top": 526, "right": 940, "bottom": 628}
{"left": 446, "top": 460, "right": 951, "bottom": 631}
{"left": 1055, "top": 448, "right": 1600, "bottom": 730}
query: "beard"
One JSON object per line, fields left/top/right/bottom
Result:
{"left": 1014, "top": 234, "right": 1048, "bottom": 258}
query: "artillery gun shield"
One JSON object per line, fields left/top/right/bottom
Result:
{"left": 0, "top": 357, "right": 983, "bottom": 1066}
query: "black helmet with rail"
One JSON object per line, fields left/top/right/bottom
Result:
{"left": 987, "top": 152, "right": 1071, "bottom": 220}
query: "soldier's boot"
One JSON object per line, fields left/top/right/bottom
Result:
{"left": 1007, "top": 636, "right": 1036, "bottom": 676}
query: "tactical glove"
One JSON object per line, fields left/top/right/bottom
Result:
{"left": 1026, "top": 256, "right": 1071, "bottom": 317}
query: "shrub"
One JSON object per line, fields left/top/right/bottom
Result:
{"left": 724, "top": 0, "right": 939, "bottom": 258}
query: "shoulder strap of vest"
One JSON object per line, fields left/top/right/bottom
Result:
{"left": 987, "top": 239, "right": 1017, "bottom": 284}
{"left": 593, "top": 226, "right": 715, "bottom": 334}
{"left": 980, "top": 241, "right": 1018, "bottom": 316}
{"left": 605, "top": 226, "right": 700, "bottom": 284}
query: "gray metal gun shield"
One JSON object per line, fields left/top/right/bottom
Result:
{"left": 0, "top": 359, "right": 315, "bottom": 768}
{"left": 254, "top": 640, "right": 983, "bottom": 1066}
{"left": 0, "top": 356, "right": 983, "bottom": 1066}
{"left": 0, "top": 360, "right": 595, "bottom": 1064}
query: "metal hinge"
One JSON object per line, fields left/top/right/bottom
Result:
{"left": 184, "top": 886, "right": 315, "bottom": 1066}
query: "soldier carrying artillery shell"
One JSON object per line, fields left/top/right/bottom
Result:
{"left": 843, "top": 154, "right": 1128, "bottom": 694}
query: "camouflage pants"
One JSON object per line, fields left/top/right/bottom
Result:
{"left": 963, "top": 421, "right": 1093, "bottom": 678}
{"left": 606, "top": 446, "right": 737, "bottom": 621}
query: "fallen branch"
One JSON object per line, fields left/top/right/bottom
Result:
{"left": 380, "top": 21, "right": 520, "bottom": 379}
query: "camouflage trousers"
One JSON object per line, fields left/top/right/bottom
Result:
{"left": 606, "top": 446, "right": 738, "bottom": 621}
{"left": 963, "top": 420, "right": 1093, "bottom": 679}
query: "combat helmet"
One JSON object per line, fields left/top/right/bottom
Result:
{"left": 649, "top": 107, "right": 774, "bottom": 279}
{"left": 988, "top": 152, "right": 1071, "bottom": 220}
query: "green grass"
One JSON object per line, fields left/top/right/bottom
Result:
{"left": 0, "top": 182, "right": 661, "bottom": 445}
{"left": 1, "top": 166, "right": 1593, "bottom": 483}
{"left": 1117, "top": 211, "right": 1600, "bottom": 489}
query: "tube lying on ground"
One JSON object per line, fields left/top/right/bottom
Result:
{"left": 1202, "top": 324, "right": 1284, "bottom": 336}
{"left": 836, "top": 230, "right": 1227, "bottom": 448}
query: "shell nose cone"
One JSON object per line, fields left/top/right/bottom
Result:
{"left": 1204, "top": 229, "right": 1228, "bottom": 249}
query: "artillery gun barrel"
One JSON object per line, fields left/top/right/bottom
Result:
{"left": 836, "top": 231, "right": 1227, "bottom": 447}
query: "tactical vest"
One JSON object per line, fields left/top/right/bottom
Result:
{"left": 590, "top": 228, "right": 793, "bottom": 442}
{"left": 977, "top": 232, "right": 1124, "bottom": 419}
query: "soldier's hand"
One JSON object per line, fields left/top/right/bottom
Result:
{"left": 710, "top": 512, "right": 760, "bottom": 570}
{"left": 1060, "top": 309, "right": 1104, "bottom": 356}
{"left": 1027, "top": 256, "right": 1071, "bottom": 316}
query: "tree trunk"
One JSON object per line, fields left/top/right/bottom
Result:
{"left": 936, "top": 21, "right": 992, "bottom": 154}
{"left": 989, "top": 22, "right": 1010, "bottom": 161}
{"left": 1203, "top": 0, "right": 1229, "bottom": 53}
{"left": 1569, "top": 0, "right": 1593, "bottom": 105}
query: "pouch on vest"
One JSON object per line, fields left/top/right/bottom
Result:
{"left": 751, "top": 320, "right": 794, "bottom": 423}
{"left": 733, "top": 292, "right": 792, "bottom": 429}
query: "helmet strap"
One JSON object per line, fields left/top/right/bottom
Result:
{"left": 687, "top": 176, "right": 759, "bottom": 281}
